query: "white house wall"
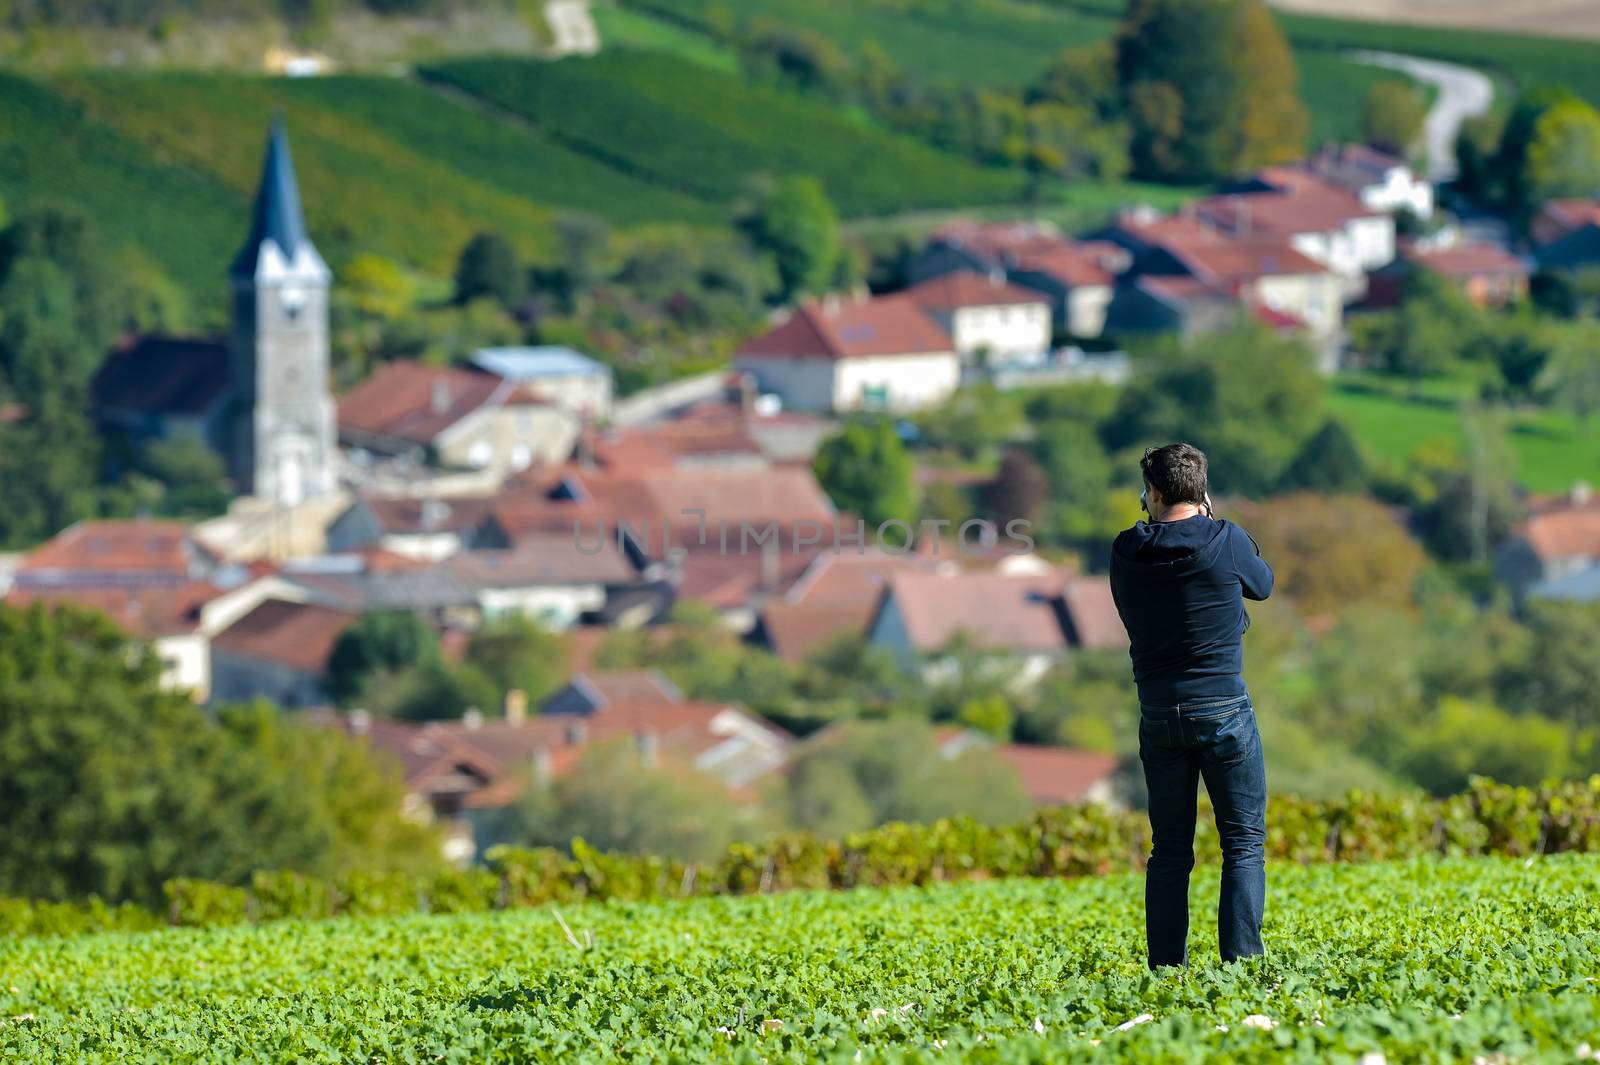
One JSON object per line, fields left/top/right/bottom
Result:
{"left": 832, "top": 352, "right": 959, "bottom": 412}
{"left": 951, "top": 303, "right": 1052, "bottom": 358}
{"left": 732, "top": 356, "right": 837, "bottom": 413}
{"left": 476, "top": 584, "right": 606, "bottom": 629}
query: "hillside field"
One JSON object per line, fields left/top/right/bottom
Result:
{"left": 4, "top": 854, "right": 1599, "bottom": 1062}
{"left": 631, "top": 0, "right": 1410, "bottom": 147}
{"left": 1327, "top": 373, "right": 1600, "bottom": 495}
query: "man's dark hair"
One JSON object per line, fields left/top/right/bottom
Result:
{"left": 1141, "top": 443, "right": 1209, "bottom": 505}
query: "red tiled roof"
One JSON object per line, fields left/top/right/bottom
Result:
{"left": 93, "top": 336, "right": 232, "bottom": 417}
{"left": 1013, "top": 240, "right": 1128, "bottom": 288}
{"left": 575, "top": 670, "right": 683, "bottom": 705}
{"left": 444, "top": 537, "right": 636, "bottom": 587}
{"left": 880, "top": 570, "right": 1124, "bottom": 655}
{"left": 1167, "top": 237, "right": 1327, "bottom": 283}
{"left": 1198, "top": 177, "right": 1382, "bottom": 236}
{"left": 931, "top": 219, "right": 1062, "bottom": 262}
{"left": 17, "top": 520, "right": 205, "bottom": 581}
{"left": 882, "top": 569, "right": 1069, "bottom": 654}
{"left": 211, "top": 598, "right": 358, "bottom": 674}
{"left": 1059, "top": 578, "right": 1127, "bottom": 651}
{"left": 1516, "top": 502, "right": 1600, "bottom": 561}
{"left": 1253, "top": 304, "right": 1307, "bottom": 331}
{"left": 1406, "top": 242, "right": 1529, "bottom": 279}
{"left": 361, "top": 494, "right": 497, "bottom": 536}
{"left": 760, "top": 604, "right": 872, "bottom": 662}
{"left": 337, "top": 361, "right": 505, "bottom": 445}
{"left": 4, "top": 581, "right": 220, "bottom": 637}
{"left": 736, "top": 295, "right": 952, "bottom": 361}
{"left": 588, "top": 414, "right": 764, "bottom": 471}
{"left": 1541, "top": 199, "right": 1600, "bottom": 236}
{"left": 993, "top": 744, "right": 1120, "bottom": 804}
{"left": 905, "top": 270, "right": 1048, "bottom": 311}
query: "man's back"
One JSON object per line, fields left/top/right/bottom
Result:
{"left": 1109, "top": 514, "right": 1274, "bottom": 708}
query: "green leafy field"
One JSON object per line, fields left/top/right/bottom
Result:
{"left": 4, "top": 855, "right": 1598, "bottom": 1062}
{"left": 422, "top": 51, "right": 1028, "bottom": 217}
{"left": 1327, "top": 374, "right": 1600, "bottom": 494}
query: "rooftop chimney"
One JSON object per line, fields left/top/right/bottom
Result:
{"left": 348, "top": 708, "right": 371, "bottom": 735}
{"left": 635, "top": 729, "right": 659, "bottom": 769}
{"left": 462, "top": 707, "right": 483, "bottom": 730}
{"left": 1574, "top": 481, "right": 1594, "bottom": 507}
{"left": 430, "top": 379, "right": 451, "bottom": 415}
{"left": 531, "top": 747, "right": 553, "bottom": 785}
{"left": 504, "top": 688, "right": 528, "bottom": 726}
{"left": 760, "top": 535, "right": 780, "bottom": 593}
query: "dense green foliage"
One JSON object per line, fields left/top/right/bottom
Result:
{"left": 741, "top": 176, "right": 843, "bottom": 300}
{"left": 4, "top": 853, "right": 1600, "bottom": 1060}
{"left": 326, "top": 609, "right": 441, "bottom": 705}
{"left": 1116, "top": 0, "right": 1307, "bottom": 181}
{"left": 5, "top": 774, "right": 1600, "bottom": 937}
{"left": 425, "top": 51, "right": 1026, "bottom": 218}
{"left": 812, "top": 419, "right": 918, "bottom": 530}
{"left": 0, "top": 604, "right": 440, "bottom": 907}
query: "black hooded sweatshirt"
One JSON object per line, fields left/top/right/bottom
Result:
{"left": 1109, "top": 514, "right": 1274, "bottom": 707}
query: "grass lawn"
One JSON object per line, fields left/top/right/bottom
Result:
{"left": 1327, "top": 373, "right": 1600, "bottom": 494}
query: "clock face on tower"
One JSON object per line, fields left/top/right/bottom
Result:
{"left": 279, "top": 283, "right": 307, "bottom": 322}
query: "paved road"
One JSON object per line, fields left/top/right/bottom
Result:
{"left": 1349, "top": 50, "right": 1495, "bottom": 182}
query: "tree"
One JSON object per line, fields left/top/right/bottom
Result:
{"left": 1497, "top": 601, "right": 1600, "bottom": 729}
{"left": 915, "top": 385, "right": 1024, "bottom": 460}
{"left": 1233, "top": 494, "right": 1427, "bottom": 617}
{"left": 1540, "top": 320, "right": 1600, "bottom": 432}
{"left": 1362, "top": 79, "right": 1428, "bottom": 157}
{"left": 813, "top": 418, "right": 917, "bottom": 529}
{"left": 0, "top": 399, "right": 102, "bottom": 549}
{"left": 1277, "top": 419, "right": 1366, "bottom": 494}
{"left": 464, "top": 616, "right": 569, "bottom": 708}
{"left": 507, "top": 741, "right": 750, "bottom": 862}
{"left": 1103, "top": 324, "right": 1323, "bottom": 495}
{"left": 343, "top": 253, "right": 414, "bottom": 321}
{"left": 1399, "top": 697, "right": 1577, "bottom": 795}
{"left": 327, "top": 610, "right": 441, "bottom": 705}
{"left": 773, "top": 721, "right": 1030, "bottom": 833}
{"left": 136, "top": 436, "right": 230, "bottom": 518}
{"left": 384, "top": 661, "right": 501, "bottom": 722}
{"left": 0, "top": 603, "right": 439, "bottom": 904}
{"left": 1350, "top": 269, "right": 1479, "bottom": 393}
{"left": 1522, "top": 97, "right": 1600, "bottom": 205}
{"left": 741, "top": 175, "right": 840, "bottom": 301}
{"left": 1115, "top": 0, "right": 1305, "bottom": 181}
{"left": 453, "top": 231, "right": 523, "bottom": 308}
{"left": 982, "top": 448, "right": 1049, "bottom": 528}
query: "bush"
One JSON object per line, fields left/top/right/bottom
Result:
{"left": 8, "top": 777, "right": 1600, "bottom": 938}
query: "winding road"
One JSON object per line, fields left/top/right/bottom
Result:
{"left": 1349, "top": 50, "right": 1495, "bottom": 182}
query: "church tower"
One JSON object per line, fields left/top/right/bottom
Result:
{"left": 228, "top": 119, "right": 337, "bottom": 506}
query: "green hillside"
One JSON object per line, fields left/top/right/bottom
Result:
{"left": 0, "top": 53, "right": 1028, "bottom": 310}
{"left": 5, "top": 855, "right": 1600, "bottom": 1061}
{"left": 422, "top": 51, "right": 1029, "bottom": 217}
{"left": 636, "top": 0, "right": 1111, "bottom": 87}
{"left": 630, "top": 0, "right": 1415, "bottom": 147}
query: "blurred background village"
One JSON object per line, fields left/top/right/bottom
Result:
{"left": 0, "top": 0, "right": 1598, "bottom": 904}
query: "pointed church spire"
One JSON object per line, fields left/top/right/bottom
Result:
{"left": 230, "top": 118, "right": 326, "bottom": 282}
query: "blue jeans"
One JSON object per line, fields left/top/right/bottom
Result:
{"left": 1138, "top": 694, "right": 1267, "bottom": 968}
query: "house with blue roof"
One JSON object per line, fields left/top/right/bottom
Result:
{"left": 469, "top": 346, "right": 613, "bottom": 420}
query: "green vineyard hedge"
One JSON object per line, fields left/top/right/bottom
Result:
{"left": 4, "top": 777, "right": 1598, "bottom": 938}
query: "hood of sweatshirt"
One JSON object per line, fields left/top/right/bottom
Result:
{"left": 1111, "top": 514, "right": 1232, "bottom": 581}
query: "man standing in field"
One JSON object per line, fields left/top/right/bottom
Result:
{"left": 1109, "top": 443, "right": 1274, "bottom": 968}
